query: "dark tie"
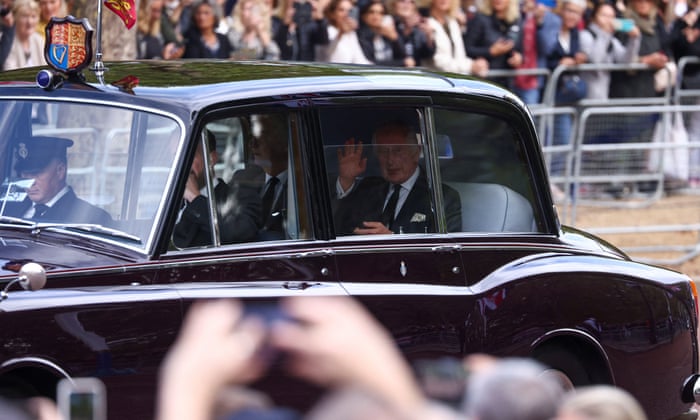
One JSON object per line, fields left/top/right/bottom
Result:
{"left": 262, "top": 177, "right": 279, "bottom": 219}
{"left": 381, "top": 184, "right": 401, "bottom": 228}
{"left": 33, "top": 204, "right": 49, "bottom": 219}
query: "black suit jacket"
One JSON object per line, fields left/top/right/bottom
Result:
{"left": 258, "top": 173, "right": 288, "bottom": 241}
{"left": 334, "top": 171, "right": 462, "bottom": 235}
{"left": 173, "top": 170, "right": 262, "bottom": 248}
{"left": 3, "top": 187, "right": 112, "bottom": 226}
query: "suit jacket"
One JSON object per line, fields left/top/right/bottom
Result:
{"left": 334, "top": 171, "right": 462, "bottom": 235}
{"left": 173, "top": 170, "right": 262, "bottom": 248}
{"left": 3, "top": 187, "right": 112, "bottom": 226}
{"left": 258, "top": 173, "right": 288, "bottom": 241}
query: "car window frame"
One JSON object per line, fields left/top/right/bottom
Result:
{"left": 0, "top": 96, "right": 187, "bottom": 255}
{"left": 164, "top": 101, "right": 316, "bottom": 253}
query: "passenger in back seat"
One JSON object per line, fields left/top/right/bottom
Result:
{"left": 173, "top": 130, "right": 261, "bottom": 248}
{"left": 333, "top": 122, "right": 462, "bottom": 235}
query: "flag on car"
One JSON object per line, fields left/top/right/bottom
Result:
{"left": 103, "top": 0, "right": 136, "bottom": 29}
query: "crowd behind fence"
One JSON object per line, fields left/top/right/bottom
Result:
{"left": 502, "top": 58, "right": 700, "bottom": 266}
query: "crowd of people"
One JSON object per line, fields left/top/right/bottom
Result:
{"left": 152, "top": 296, "right": 652, "bottom": 420}
{"left": 0, "top": 0, "right": 697, "bottom": 102}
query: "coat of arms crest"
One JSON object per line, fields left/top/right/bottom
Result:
{"left": 44, "top": 16, "right": 94, "bottom": 74}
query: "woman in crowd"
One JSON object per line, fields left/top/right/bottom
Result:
{"left": 609, "top": 0, "right": 672, "bottom": 98}
{"left": 356, "top": 0, "right": 407, "bottom": 66}
{"left": 464, "top": 0, "right": 523, "bottom": 88}
{"left": 316, "top": 0, "right": 372, "bottom": 64}
{"left": 671, "top": 0, "right": 700, "bottom": 186}
{"left": 389, "top": 0, "right": 435, "bottom": 67}
{"left": 512, "top": 0, "right": 560, "bottom": 104}
{"left": 136, "top": 0, "right": 184, "bottom": 60}
{"left": 163, "top": 0, "right": 196, "bottom": 42}
{"left": 0, "top": 0, "right": 14, "bottom": 70}
{"left": 545, "top": 0, "right": 587, "bottom": 174}
{"left": 424, "top": 0, "right": 489, "bottom": 75}
{"left": 36, "top": 0, "right": 65, "bottom": 39}
{"left": 227, "top": 0, "right": 280, "bottom": 59}
{"left": 272, "top": 0, "right": 329, "bottom": 61}
{"left": 579, "top": 1, "right": 641, "bottom": 100}
{"left": 183, "top": 0, "right": 234, "bottom": 58}
{"left": 5, "top": 0, "right": 45, "bottom": 70}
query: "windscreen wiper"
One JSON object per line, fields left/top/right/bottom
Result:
{"left": 52, "top": 224, "right": 142, "bottom": 243}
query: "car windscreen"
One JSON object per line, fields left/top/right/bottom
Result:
{"left": 0, "top": 99, "right": 183, "bottom": 252}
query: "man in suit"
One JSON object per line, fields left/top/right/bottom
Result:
{"left": 173, "top": 130, "right": 261, "bottom": 248}
{"left": 334, "top": 122, "right": 461, "bottom": 235}
{"left": 2, "top": 136, "right": 112, "bottom": 225}
{"left": 250, "top": 113, "right": 289, "bottom": 240}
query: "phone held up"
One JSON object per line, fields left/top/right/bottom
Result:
{"left": 414, "top": 357, "right": 469, "bottom": 408}
{"left": 613, "top": 18, "right": 635, "bottom": 33}
{"left": 57, "top": 377, "right": 107, "bottom": 420}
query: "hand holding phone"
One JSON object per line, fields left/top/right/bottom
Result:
{"left": 57, "top": 377, "right": 107, "bottom": 420}
{"left": 613, "top": 18, "right": 635, "bottom": 33}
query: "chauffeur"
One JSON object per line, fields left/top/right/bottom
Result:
{"left": 2, "top": 136, "right": 112, "bottom": 225}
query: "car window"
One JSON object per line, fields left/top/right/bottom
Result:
{"left": 432, "top": 107, "right": 539, "bottom": 233}
{"left": 320, "top": 105, "right": 539, "bottom": 236}
{"left": 171, "top": 110, "right": 311, "bottom": 249}
{"left": 320, "top": 106, "right": 442, "bottom": 236}
{"left": 0, "top": 100, "right": 182, "bottom": 251}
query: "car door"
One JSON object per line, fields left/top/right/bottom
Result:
{"left": 316, "top": 100, "right": 471, "bottom": 361}
{"left": 429, "top": 101, "right": 562, "bottom": 354}
{"left": 158, "top": 103, "right": 345, "bottom": 409}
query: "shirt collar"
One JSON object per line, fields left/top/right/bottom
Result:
{"left": 43, "top": 186, "right": 69, "bottom": 208}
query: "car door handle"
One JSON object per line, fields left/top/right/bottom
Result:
{"left": 431, "top": 245, "right": 462, "bottom": 252}
{"left": 283, "top": 282, "right": 321, "bottom": 290}
{"left": 292, "top": 249, "right": 334, "bottom": 258}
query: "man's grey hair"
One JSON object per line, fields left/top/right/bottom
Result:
{"left": 462, "top": 358, "right": 565, "bottom": 420}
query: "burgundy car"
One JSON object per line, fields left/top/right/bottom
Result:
{"left": 0, "top": 23, "right": 698, "bottom": 420}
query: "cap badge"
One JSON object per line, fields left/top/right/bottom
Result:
{"left": 18, "top": 143, "right": 28, "bottom": 159}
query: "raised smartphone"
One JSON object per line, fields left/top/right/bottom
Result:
{"left": 57, "top": 377, "right": 107, "bottom": 420}
{"left": 613, "top": 18, "right": 635, "bottom": 33}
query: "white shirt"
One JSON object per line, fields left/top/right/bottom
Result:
{"left": 24, "top": 185, "right": 69, "bottom": 218}
{"left": 317, "top": 25, "right": 373, "bottom": 64}
{"left": 336, "top": 167, "right": 420, "bottom": 219}
{"left": 263, "top": 170, "right": 288, "bottom": 204}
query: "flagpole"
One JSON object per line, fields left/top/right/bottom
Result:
{"left": 93, "top": 0, "right": 106, "bottom": 84}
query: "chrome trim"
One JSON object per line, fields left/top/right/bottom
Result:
{"left": 172, "top": 281, "right": 347, "bottom": 299}
{"left": 423, "top": 107, "right": 446, "bottom": 233}
{"left": 338, "top": 281, "right": 469, "bottom": 295}
{"left": 292, "top": 249, "right": 334, "bottom": 258}
{"left": 1, "top": 356, "right": 71, "bottom": 379}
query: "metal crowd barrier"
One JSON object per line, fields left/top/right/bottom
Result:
{"left": 505, "top": 61, "right": 700, "bottom": 266}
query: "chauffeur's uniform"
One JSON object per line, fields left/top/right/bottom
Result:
{"left": 2, "top": 136, "right": 113, "bottom": 226}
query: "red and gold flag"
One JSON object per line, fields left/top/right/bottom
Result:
{"left": 103, "top": 0, "right": 136, "bottom": 29}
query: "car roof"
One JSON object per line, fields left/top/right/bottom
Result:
{"left": 0, "top": 60, "right": 518, "bottom": 112}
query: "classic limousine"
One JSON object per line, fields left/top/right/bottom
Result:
{"left": 0, "top": 18, "right": 698, "bottom": 420}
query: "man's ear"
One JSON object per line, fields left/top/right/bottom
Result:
{"left": 56, "top": 161, "right": 67, "bottom": 178}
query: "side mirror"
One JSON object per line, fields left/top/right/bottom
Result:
{"left": 18, "top": 262, "right": 47, "bottom": 291}
{"left": 0, "top": 262, "right": 46, "bottom": 301}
